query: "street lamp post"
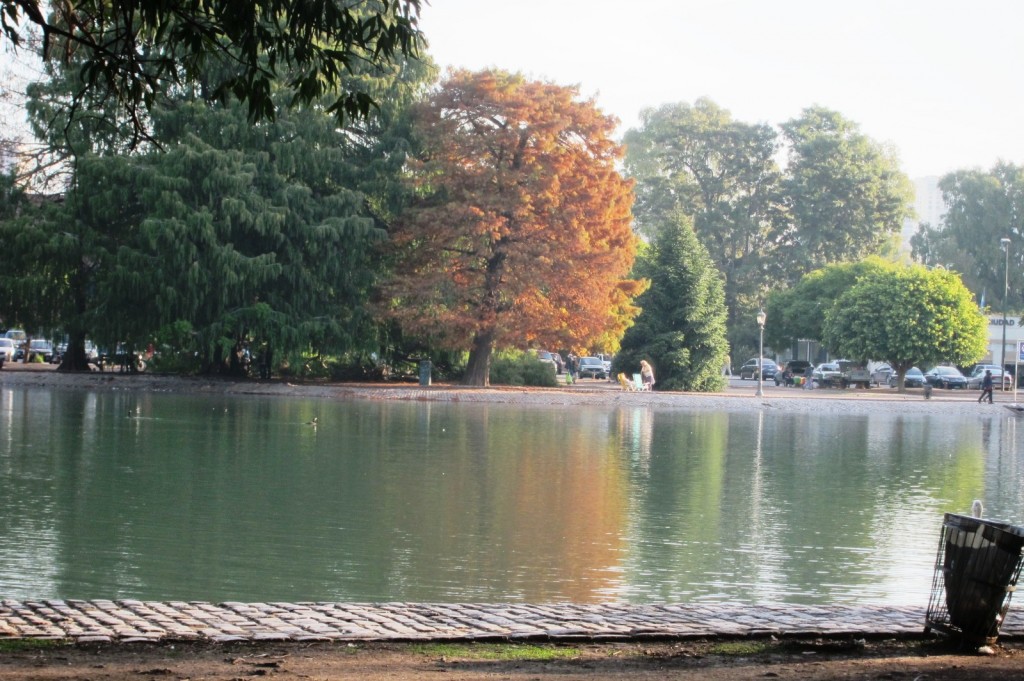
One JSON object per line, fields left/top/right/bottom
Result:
{"left": 756, "top": 308, "right": 766, "bottom": 397}
{"left": 1001, "top": 237, "right": 1011, "bottom": 390}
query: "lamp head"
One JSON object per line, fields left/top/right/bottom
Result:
{"left": 1002, "top": 237, "right": 1011, "bottom": 249}
{"left": 756, "top": 309, "right": 766, "bottom": 327}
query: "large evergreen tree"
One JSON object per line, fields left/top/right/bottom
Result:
{"left": 0, "top": 46, "right": 431, "bottom": 373}
{"left": 614, "top": 213, "right": 728, "bottom": 392}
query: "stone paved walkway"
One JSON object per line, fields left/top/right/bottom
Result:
{"left": 1, "top": 601, "right": 1022, "bottom": 644}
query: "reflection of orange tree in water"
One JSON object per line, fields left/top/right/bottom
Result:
{"left": 377, "top": 406, "right": 630, "bottom": 602}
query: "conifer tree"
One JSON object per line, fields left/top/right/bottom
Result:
{"left": 615, "top": 213, "right": 728, "bottom": 392}
{"left": 0, "top": 49, "right": 431, "bottom": 373}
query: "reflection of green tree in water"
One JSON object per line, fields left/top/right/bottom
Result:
{"left": 624, "top": 410, "right": 730, "bottom": 600}
{"left": 623, "top": 411, "right": 989, "bottom": 603}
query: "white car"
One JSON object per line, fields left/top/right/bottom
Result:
{"left": 812, "top": 362, "right": 842, "bottom": 386}
{"left": 0, "top": 338, "right": 14, "bottom": 362}
{"left": 967, "top": 364, "right": 1013, "bottom": 390}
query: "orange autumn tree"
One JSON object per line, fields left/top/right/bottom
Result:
{"left": 380, "top": 69, "right": 644, "bottom": 386}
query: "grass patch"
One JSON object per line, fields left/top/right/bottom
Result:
{"left": 411, "top": 642, "right": 580, "bottom": 661}
{"left": 708, "top": 640, "right": 774, "bottom": 656}
{"left": 0, "top": 639, "right": 68, "bottom": 653}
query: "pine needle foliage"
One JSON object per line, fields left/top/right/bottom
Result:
{"left": 615, "top": 214, "right": 728, "bottom": 392}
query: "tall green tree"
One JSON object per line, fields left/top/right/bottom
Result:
{"left": 911, "top": 162, "right": 1024, "bottom": 311}
{"left": 822, "top": 266, "right": 987, "bottom": 391}
{"left": 779, "top": 106, "right": 914, "bottom": 273}
{"left": 614, "top": 213, "right": 728, "bottom": 392}
{"left": 622, "top": 98, "right": 783, "bottom": 361}
{"left": 1, "top": 0, "right": 424, "bottom": 144}
{"left": 0, "top": 171, "right": 66, "bottom": 336}
{"left": 0, "top": 44, "right": 431, "bottom": 373}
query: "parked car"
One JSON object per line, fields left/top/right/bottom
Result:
{"left": 967, "top": 364, "right": 1013, "bottom": 390}
{"left": 889, "top": 366, "right": 925, "bottom": 388}
{"left": 924, "top": 365, "right": 968, "bottom": 389}
{"left": 577, "top": 356, "right": 607, "bottom": 379}
{"left": 774, "top": 360, "right": 811, "bottom": 386}
{"left": 811, "top": 362, "right": 842, "bottom": 387}
{"left": 837, "top": 360, "right": 872, "bottom": 388}
{"left": 739, "top": 358, "right": 778, "bottom": 380}
{"left": 870, "top": 363, "right": 893, "bottom": 386}
{"left": 536, "top": 350, "right": 557, "bottom": 373}
{"left": 549, "top": 352, "right": 564, "bottom": 374}
{"left": 0, "top": 338, "right": 15, "bottom": 363}
{"left": 14, "top": 339, "right": 54, "bottom": 363}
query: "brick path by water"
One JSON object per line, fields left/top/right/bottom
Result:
{"left": 1, "top": 601, "right": 1022, "bottom": 644}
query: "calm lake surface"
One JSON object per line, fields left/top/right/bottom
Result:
{"left": 1, "top": 385, "right": 1021, "bottom": 605}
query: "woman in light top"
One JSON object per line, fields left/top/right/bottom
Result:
{"left": 640, "top": 360, "right": 655, "bottom": 389}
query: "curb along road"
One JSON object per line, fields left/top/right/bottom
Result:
{"left": 1, "top": 601, "right": 1022, "bottom": 644}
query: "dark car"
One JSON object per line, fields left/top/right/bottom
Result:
{"left": 577, "top": 356, "right": 607, "bottom": 379}
{"left": 774, "top": 360, "right": 812, "bottom": 386}
{"left": 739, "top": 357, "right": 778, "bottom": 380}
{"left": 870, "top": 363, "right": 893, "bottom": 386}
{"left": 889, "top": 366, "right": 925, "bottom": 388}
{"left": 924, "top": 366, "right": 968, "bottom": 389}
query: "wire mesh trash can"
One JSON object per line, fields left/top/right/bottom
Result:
{"left": 925, "top": 513, "right": 1024, "bottom": 645}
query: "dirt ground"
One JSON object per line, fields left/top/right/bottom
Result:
{"left": 2, "top": 638, "right": 1024, "bottom": 681}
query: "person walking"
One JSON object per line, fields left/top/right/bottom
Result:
{"left": 979, "top": 369, "right": 995, "bottom": 404}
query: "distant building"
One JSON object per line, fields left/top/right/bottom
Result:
{"left": 901, "top": 176, "right": 946, "bottom": 249}
{"left": 984, "top": 313, "right": 1024, "bottom": 370}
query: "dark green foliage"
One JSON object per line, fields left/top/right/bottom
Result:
{"left": 2, "top": 0, "right": 424, "bottom": 145}
{"left": 488, "top": 352, "right": 558, "bottom": 387}
{"left": 0, "top": 175, "right": 76, "bottom": 342}
{"left": 0, "top": 44, "right": 432, "bottom": 375}
{"left": 614, "top": 214, "right": 728, "bottom": 392}
{"left": 79, "top": 96, "right": 390, "bottom": 371}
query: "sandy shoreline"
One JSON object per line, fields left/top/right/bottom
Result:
{"left": 0, "top": 364, "right": 1012, "bottom": 417}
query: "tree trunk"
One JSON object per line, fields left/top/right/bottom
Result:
{"left": 894, "top": 366, "right": 908, "bottom": 394}
{"left": 463, "top": 330, "right": 495, "bottom": 386}
{"left": 58, "top": 330, "right": 91, "bottom": 372}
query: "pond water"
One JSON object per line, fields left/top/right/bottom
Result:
{"left": 0, "top": 386, "right": 1021, "bottom": 605}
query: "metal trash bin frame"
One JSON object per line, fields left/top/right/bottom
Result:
{"left": 925, "top": 513, "right": 1024, "bottom": 645}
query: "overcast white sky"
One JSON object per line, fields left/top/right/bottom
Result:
{"left": 418, "top": 0, "right": 1024, "bottom": 180}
